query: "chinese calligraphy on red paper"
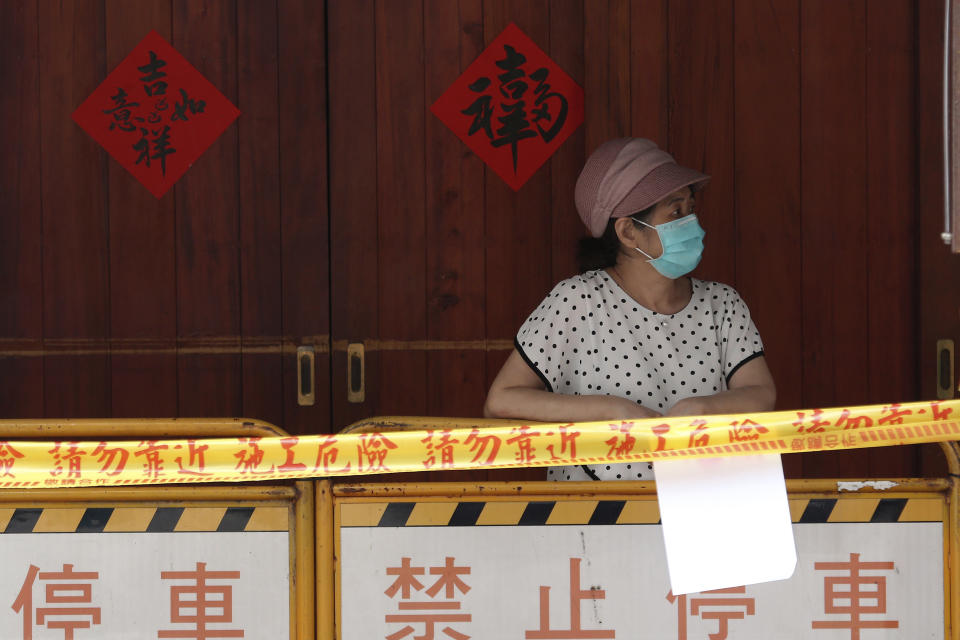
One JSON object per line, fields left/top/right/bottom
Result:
{"left": 72, "top": 30, "right": 240, "bottom": 198}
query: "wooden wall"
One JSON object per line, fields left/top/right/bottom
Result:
{"left": 0, "top": 0, "right": 330, "bottom": 436}
{"left": 1, "top": 0, "right": 956, "bottom": 478}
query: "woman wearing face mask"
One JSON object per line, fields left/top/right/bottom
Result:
{"left": 483, "top": 138, "right": 776, "bottom": 481}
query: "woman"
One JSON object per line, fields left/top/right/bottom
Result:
{"left": 484, "top": 138, "right": 776, "bottom": 481}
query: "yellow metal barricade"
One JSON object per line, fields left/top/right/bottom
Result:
{"left": 324, "top": 440, "right": 960, "bottom": 640}
{"left": 0, "top": 419, "right": 315, "bottom": 640}
{"left": 1, "top": 417, "right": 957, "bottom": 638}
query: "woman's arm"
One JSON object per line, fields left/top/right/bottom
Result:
{"left": 665, "top": 355, "right": 776, "bottom": 417}
{"left": 484, "top": 349, "right": 662, "bottom": 422}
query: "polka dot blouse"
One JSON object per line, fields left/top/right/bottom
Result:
{"left": 515, "top": 270, "right": 765, "bottom": 482}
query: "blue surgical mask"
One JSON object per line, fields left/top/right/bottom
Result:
{"left": 633, "top": 214, "right": 706, "bottom": 279}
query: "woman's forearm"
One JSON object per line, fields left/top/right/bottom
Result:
{"left": 667, "top": 384, "right": 776, "bottom": 417}
{"left": 484, "top": 386, "right": 659, "bottom": 422}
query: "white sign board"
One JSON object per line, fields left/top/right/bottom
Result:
{"left": 341, "top": 523, "right": 942, "bottom": 639}
{"left": 0, "top": 532, "right": 289, "bottom": 639}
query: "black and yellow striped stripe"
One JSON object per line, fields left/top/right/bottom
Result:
{"left": 0, "top": 506, "right": 288, "bottom": 533}
{"left": 339, "top": 497, "right": 942, "bottom": 527}
{"left": 789, "top": 497, "right": 942, "bottom": 523}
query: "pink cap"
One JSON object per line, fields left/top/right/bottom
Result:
{"left": 574, "top": 138, "right": 711, "bottom": 237}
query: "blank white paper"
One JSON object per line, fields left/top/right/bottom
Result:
{"left": 654, "top": 453, "right": 797, "bottom": 595}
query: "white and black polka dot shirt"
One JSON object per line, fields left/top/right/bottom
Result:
{"left": 515, "top": 270, "right": 765, "bottom": 482}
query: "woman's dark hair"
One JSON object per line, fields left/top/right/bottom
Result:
{"left": 576, "top": 205, "right": 653, "bottom": 273}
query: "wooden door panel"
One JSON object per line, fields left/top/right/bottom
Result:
{"left": 423, "top": 0, "right": 488, "bottom": 427}
{"left": 329, "top": 0, "right": 380, "bottom": 429}
{"left": 278, "top": 0, "right": 331, "bottom": 435}
{"left": 0, "top": 0, "right": 44, "bottom": 418}
{"left": 864, "top": 0, "right": 919, "bottom": 476}
{"left": 549, "top": 0, "right": 586, "bottom": 284}
{"left": 733, "top": 0, "right": 803, "bottom": 477}
{"left": 238, "top": 0, "right": 284, "bottom": 428}
{"left": 799, "top": 0, "right": 870, "bottom": 478}
{"left": 375, "top": 0, "right": 429, "bottom": 419}
{"left": 483, "top": 0, "right": 553, "bottom": 349}
{"left": 670, "top": 0, "right": 736, "bottom": 287}
{"left": 919, "top": 0, "right": 959, "bottom": 478}
{"left": 39, "top": 0, "right": 111, "bottom": 419}
{"left": 173, "top": 0, "right": 243, "bottom": 417}
{"left": 105, "top": 0, "right": 178, "bottom": 419}
{"left": 629, "top": 0, "right": 669, "bottom": 147}
{"left": 583, "top": 0, "right": 630, "bottom": 153}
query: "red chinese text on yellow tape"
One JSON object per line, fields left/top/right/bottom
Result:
{"left": 0, "top": 400, "right": 957, "bottom": 488}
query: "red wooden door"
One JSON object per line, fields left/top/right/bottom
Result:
{"left": 1, "top": 0, "right": 953, "bottom": 479}
{"left": 0, "top": 0, "right": 330, "bottom": 436}
{"left": 323, "top": 0, "right": 941, "bottom": 479}
{"left": 919, "top": 0, "right": 960, "bottom": 475}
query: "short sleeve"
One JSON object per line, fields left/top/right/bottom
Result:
{"left": 719, "top": 287, "right": 765, "bottom": 385}
{"left": 515, "top": 278, "right": 585, "bottom": 392}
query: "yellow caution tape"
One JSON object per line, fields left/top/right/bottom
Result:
{"left": 0, "top": 399, "right": 956, "bottom": 488}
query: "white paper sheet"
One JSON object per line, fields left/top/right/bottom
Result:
{"left": 654, "top": 453, "right": 796, "bottom": 595}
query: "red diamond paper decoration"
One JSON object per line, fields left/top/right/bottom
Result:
{"left": 72, "top": 30, "right": 240, "bottom": 199}
{"left": 431, "top": 23, "right": 584, "bottom": 191}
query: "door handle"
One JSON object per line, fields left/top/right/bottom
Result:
{"left": 347, "top": 342, "right": 365, "bottom": 403}
{"left": 937, "top": 339, "right": 955, "bottom": 399}
{"left": 297, "top": 346, "right": 315, "bottom": 406}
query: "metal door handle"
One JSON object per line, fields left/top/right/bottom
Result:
{"left": 297, "top": 346, "right": 315, "bottom": 406}
{"left": 937, "top": 339, "right": 955, "bottom": 399}
{"left": 347, "top": 342, "right": 365, "bottom": 403}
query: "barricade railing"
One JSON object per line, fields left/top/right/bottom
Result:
{"left": 1, "top": 402, "right": 959, "bottom": 638}
{"left": 324, "top": 420, "right": 960, "bottom": 640}
{"left": 0, "top": 400, "right": 958, "bottom": 485}
{"left": 0, "top": 418, "right": 315, "bottom": 640}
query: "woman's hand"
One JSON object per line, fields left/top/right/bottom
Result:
{"left": 485, "top": 350, "right": 663, "bottom": 422}
{"left": 665, "top": 396, "right": 707, "bottom": 417}
{"left": 603, "top": 396, "right": 663, "bottom": 420}
{"left": 664, "top": 357, "right": 777, "bottom": 418}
